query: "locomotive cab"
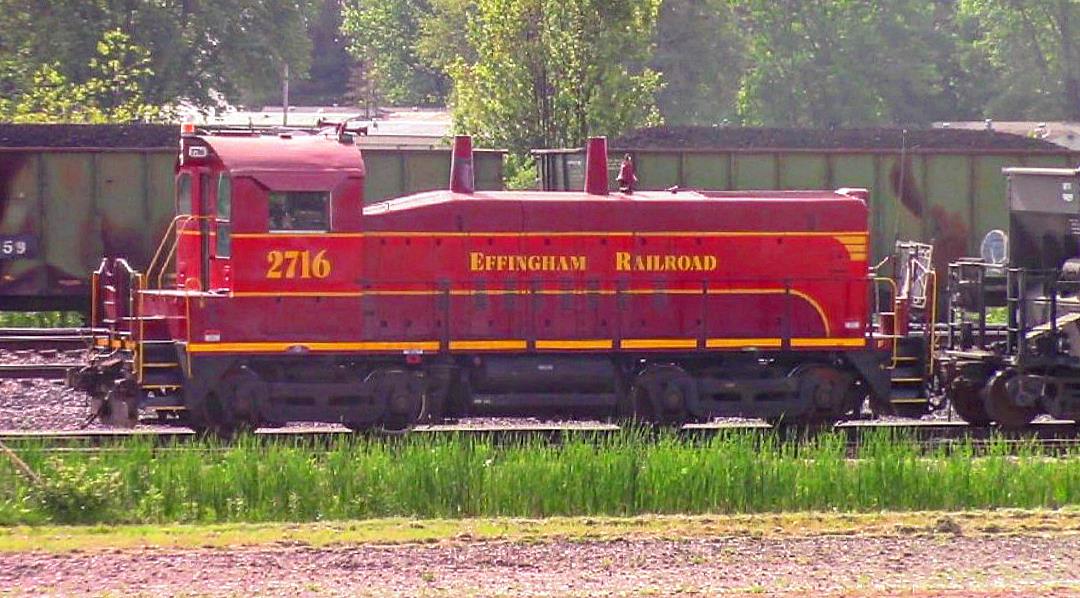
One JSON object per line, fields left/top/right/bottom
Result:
{"left": 174, "top": 128, "right": 366, "bottom": 297}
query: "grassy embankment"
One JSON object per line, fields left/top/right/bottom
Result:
{"left": 3, "top": 430, "right": 1080, "bottom": 527}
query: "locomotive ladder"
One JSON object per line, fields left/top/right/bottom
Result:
{"left": 132, "top": 273, "right": 185, "bottom": 399}
{"left": 874, "top": 271, "right": 939, "bottom": 416}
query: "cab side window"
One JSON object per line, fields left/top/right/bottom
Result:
{"left": 216, "top": 174, "right": 232, "bottom": 257}
{"left": 177, "top": 174, "right": 192, "bottom": 214}
{"left": 269, "top": 191, "right": 329, "bottom": 231}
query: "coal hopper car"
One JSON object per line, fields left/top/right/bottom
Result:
{"left": 938, "top": 166, "right": 1080, "bottom": 427}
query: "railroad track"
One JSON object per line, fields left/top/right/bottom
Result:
{"left": 0, "top": 327, "right": 92, "bottom": 378}
{"left": 4, "top": 420, "right": 1080, "bottom": 450}
{"left": 0, "top": 327, "right": 94, "bottom": 352}
{"left": 0, "top": 363, "right": 78, "bottom": 380}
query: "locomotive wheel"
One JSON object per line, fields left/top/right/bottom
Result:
{"left": 947, "top": 376, "right": 992, "bottom": 426}
{"left": 101, "top": 385, "right": 138, "bottom": 428}
{"left": 630, "top": 365, "right": 696, "bottom": 426}
{"left": 185, "top": 391, "right": 240, "bottom": 439}
{"left": 982, "top": 370, "right": 1038, "bottom": 429}
{"left": 221, "top": 369, "right": 264, "bottom": 431}
{"left": 376, "top": 370, "right": 427, "bottom": 434}
{"left": 787, "top": 364, "right": 854, "bottom": 424}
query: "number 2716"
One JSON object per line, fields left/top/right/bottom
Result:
{"left": 266, "top": 249, "right": 331, "bottom": 279}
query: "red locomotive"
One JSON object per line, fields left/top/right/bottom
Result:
{"left": 71, "top": 126, "right": 895, "bottom": 432}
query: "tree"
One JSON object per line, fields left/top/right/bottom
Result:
{"left": 729, "top": 0, "right": 976, "bottom": 127}
{"left": 960, "top": 0, "right": 1080, "bottom": 120}
{"left": 292, "top": 0, "right": 356, "bottom": 105}
{"left": 447, "top": 0, "right": 663, "bottom": 154}
{"left": 0, "top": 0, "right": 315, "bottom": 109}
{"left": 652, "top": 0, "right": 745, "bottom": 125}
{"left": 340, "top": 0, "right": 451, "bottom": 106}
{"left": 2, "top": 30, "right": 162, "bottom": 123}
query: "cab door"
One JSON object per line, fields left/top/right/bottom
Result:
{"left": 198, "top": 173, "right": 212, "bottom": 291}
{"left": 173, "top": 170, "right": 212, "bottom": 291}
{"left": 209, "top": 173, "right": 232, "bottom": 291}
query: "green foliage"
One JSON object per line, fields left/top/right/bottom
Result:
{"left": 291, "top": 0, "right": 356, "bottom": 105}
{"left": 504, "top": 154, "right": 540, "bottom": 190}
{"left": 0, "top": 0, "right": 314, "bottom": 109}
{"left": 652, "top": 0, "right": 744, "bottom": 126}
{"left": 728, "top": 0, "right": 981, "bottom": 127}
{"left": 0, "top": 312, "right": 84, "bottom": 328}
{"left": 4, "top": 431, "right": 1080, "bottom": 525}
{"left": 2, "top": 30, "right": 163, "bottom": 123}
{"left": 446, "top": 0, "right": 663, "bottom": 154}
{"left": 340, "top": 0, "right": 450, "bottom": 106}
{"left": 29, "top": 458, "right": 123, "bottom": 525}
{"left": 959, "top": 0, "right": 1080, "bottom": 120}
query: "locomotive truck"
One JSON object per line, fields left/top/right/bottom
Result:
{"left": 69, "top": 124, "right": 918, "bottom": 433}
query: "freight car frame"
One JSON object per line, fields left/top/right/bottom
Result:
{"left": 937, "top": 166, "right": 1080, "bottom": 427}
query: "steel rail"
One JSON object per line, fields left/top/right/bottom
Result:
{"left": 0, "top": 363, "right": 79, "bottom": 379}
{"left": 4, "top": 420, "right": 1080, "bottom": 449}
{"left": 0, "top": 336, "right": 91, "bottom": 351}
{"left": 0, "top": 327, "right": 94, "bottom": 336}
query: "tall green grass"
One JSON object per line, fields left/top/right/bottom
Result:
{"left": 2, "top": 430, "right": 1079, "bottom": 525}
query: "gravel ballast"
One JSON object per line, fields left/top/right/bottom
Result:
{"left": 3, "top": 533, "right": 1080, "bottom": 596}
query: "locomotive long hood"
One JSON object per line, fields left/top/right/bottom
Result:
{"left": 363, "top": 188, "right": 869, "bottom": 235}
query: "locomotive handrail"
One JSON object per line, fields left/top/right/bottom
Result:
{"left": 146, "top": 214, "right": 212, "bottom": 289}
{"left": 90, "top": 270, "right": 100, "bottom": 330}
{"left": 135, "top": 273, "right": 145, "bottom": 384}
{"left": 872, "top": 276, "right": 900, "bottom": 369}
{"left": 926, "top": 270, "right": 939, "bottom": 380}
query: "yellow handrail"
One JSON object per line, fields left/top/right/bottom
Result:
{"left": 184, "top": 293, "right": 193, "bottom": 377}
{"left": 146, "top": 214, "right": 211, "bottom": 289}
{"left": 135, "top": 273, "right": 145, "bottom": 383}
{"left": 926, "top": 270, "right": 938, "bottom": 379}
{"left": 872, "top": 276, "right": 900, "bottom": 369}
{"left": 90, "top": 271, "right": 99, "bottom": 330}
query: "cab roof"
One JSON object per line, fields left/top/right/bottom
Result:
{"left": 198, "top": 133, "right": 365, "bottom": 176}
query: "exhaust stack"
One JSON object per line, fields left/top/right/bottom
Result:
{"left": 450, "top": 135, "right": 475, "bottom": 194}
{"left": 584, "top": 137, "right": 609, "bottom": 195}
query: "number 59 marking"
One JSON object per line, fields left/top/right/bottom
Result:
{"left": 266, "top": 249, "right": 331, "bottom": 279}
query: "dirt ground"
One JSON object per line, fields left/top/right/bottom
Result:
{"left": 3, "top": 514, "right": 1080, "bottom": 597}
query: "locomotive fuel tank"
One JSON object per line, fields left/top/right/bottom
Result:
{"left": 469, "top": 356, "right": 616, "bottom": 395}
